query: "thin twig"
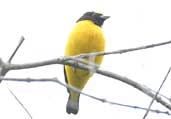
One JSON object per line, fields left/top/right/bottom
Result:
{"left": 8, "top": 88, "right": 33, "bottom": 119}
{"left": 63, "top": 39, "right": 171, "bottom": 60}
{"left": 8, "top": 36, "right": 25, "bottom": 63}
{"left": 143, "top": 66, "right": 171, "bottom": 119}
{"left": 0, "top": 77, "right": 170, "bottom": 115}
{"left": 144, "top": 85, "right": 171, "bottom": 104}
{"left": 5, "top": 36, "right": 32, "bottom": 119}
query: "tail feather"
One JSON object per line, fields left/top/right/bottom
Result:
{"left": 66, "top": 93, "right": 80, "bottom": 114}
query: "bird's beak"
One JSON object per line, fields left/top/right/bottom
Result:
{"left": 100, "top": 15, "right": 110, "bottom": 20}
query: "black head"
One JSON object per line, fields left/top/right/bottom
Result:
{"left": 76, "top": 11, "right": 110, "bottom": 27}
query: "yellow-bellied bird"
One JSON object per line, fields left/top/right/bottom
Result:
{"left": 64, "top": 11, "right": 109, "bottom": 114}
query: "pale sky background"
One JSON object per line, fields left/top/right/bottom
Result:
{"left": 0, "top": 0, "right": 171, "bottom": 119}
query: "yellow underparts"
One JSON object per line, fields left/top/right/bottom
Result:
{"left": 65, "top": 20, "right": 105, "bottom": 101}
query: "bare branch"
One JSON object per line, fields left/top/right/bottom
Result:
{"left": 4, "top": 36, "right": 32, "bottom": 119}
{"left": 1, "top": 58, "right": 171, "bottom": 111}
{"left": 0, "top": 58, "right": 8, "bottom": 76}
{"left": 143, "top": 86, "right": 171, "bottom": 104}
{"left": 5, "top": 39, "right": 171, "bottom": 70}
{"left": 6, "top": 58, "right": 60, "bottom": 70}
{"left": 8, "top": 36, "right": 25, "bottom": 63}
{"left": 64, "top": 39, "right": 171, "bottom": 59}
{"left": 1, "top": 77, "right": 170, "bottom": 116}
{"left": 96, "top": 68, "right": 171, "bottom": 111}
{"left": 8, "top": 88, "right": 33, "bottom": 119}
{"left": 143, "top": 66, "right": 171, "bottom": 119}
{"left": 1, "top": 39, "right": 171, "bottom": 116}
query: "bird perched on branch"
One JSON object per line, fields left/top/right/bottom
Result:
{"left": 64, "top": 11, "right": 109, "bottom": 114}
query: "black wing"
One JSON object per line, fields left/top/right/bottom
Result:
{"left": 64, "top": 65, "right": 70, "bottom": 93}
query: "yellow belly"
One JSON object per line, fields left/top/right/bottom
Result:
{"left": 65, "top": 20, "right": 105, "bottom": 89}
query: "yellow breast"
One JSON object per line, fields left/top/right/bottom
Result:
{"left": 65, "top": 20, "right": 105, "bottom": 89}
{"left": 65, "top": 20, "right": 105, "bottom": 57}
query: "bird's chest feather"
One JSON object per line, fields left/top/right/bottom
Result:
{"left": 68, "top": 25, "right": 105, "bottom": 54}
{"left": 65, "top": 21, "right": 105, "bottom": 87}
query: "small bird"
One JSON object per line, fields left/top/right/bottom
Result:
{"left": 64, "top": 11, "right": 109, "bottom": 114}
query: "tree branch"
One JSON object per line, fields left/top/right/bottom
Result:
{"left": 1, "top": 36, "right": 32, "bottom": 119}
{"left": 8, "top": 36, "right": 25, "bottom": 63}
{"left": 143, "top": 66, "right": 171, "bottom": 119}
{"left": 1, "top": 58, "right": 170, "bottom": 111}
{"left": 1, "top": 77, "right": 170, "bottom": 116}
{"left": 8, "top": 88, "right": 33, "bottom": 119}
{"left": 1, "top": 39, "right": 171, "bottom": 115}
{"left": 64, "top": 39, "right": 171, "bottom": 59}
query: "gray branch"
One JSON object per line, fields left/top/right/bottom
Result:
{"left": 1, "top": 57, "right": 171, "bottom": 111}
{"left": 0, "top": 39, "right": 171, "bottom": 114}
{"left": 0, "top": 77, "right": 170, "bottom": 115}
{"left": 65, "top": 39, "right": 171, "bottom": 59}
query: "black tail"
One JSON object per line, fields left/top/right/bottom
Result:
{"left": 66, "top": 93, "right": 80, "bottom": 114}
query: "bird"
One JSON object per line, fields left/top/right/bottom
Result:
{"left": 64, "top": 11, "right": 109, "bottom": 114}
